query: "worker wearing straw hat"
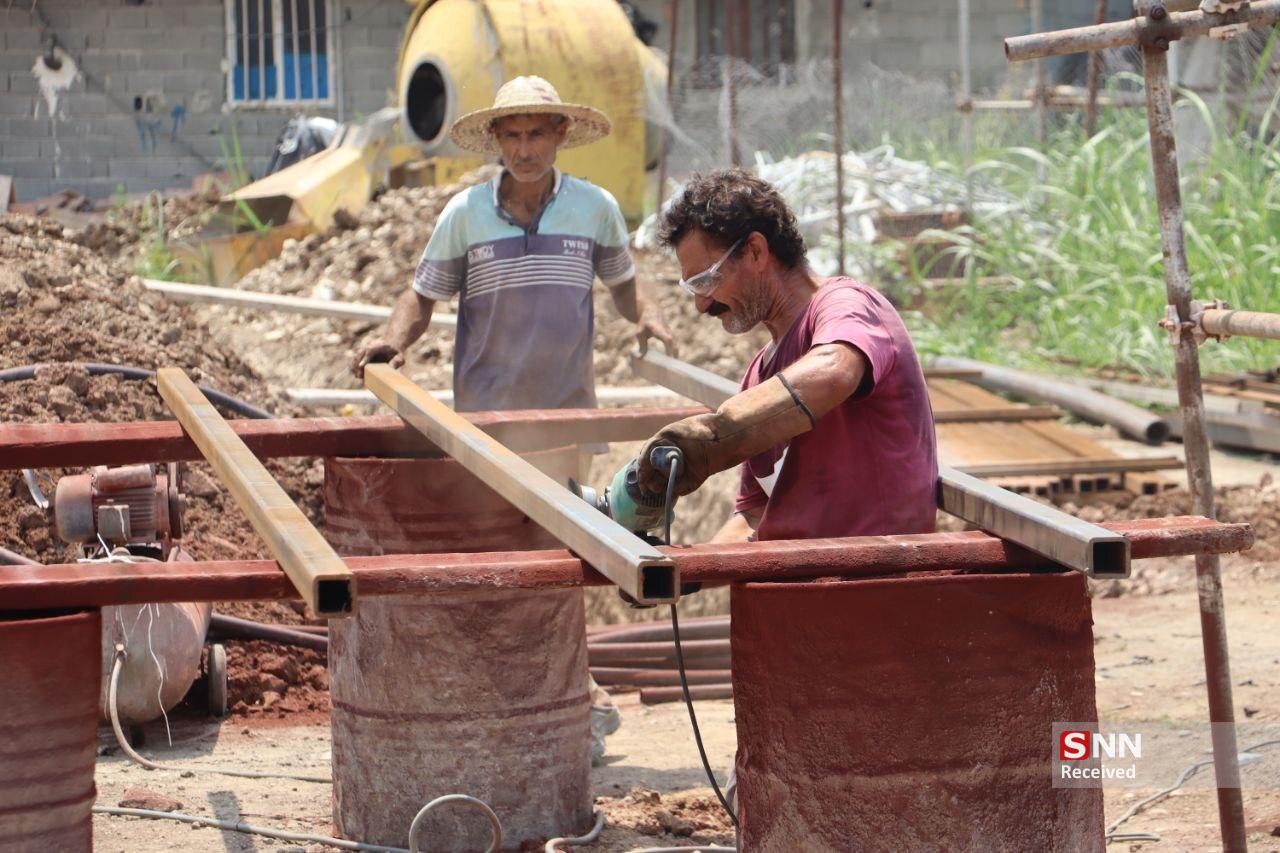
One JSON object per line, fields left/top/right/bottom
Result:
{"left": 353, "top": 76, "right": 676, "bottom": 416}
{"left": 352, "top": 75, "right": 665, "bottom": 763}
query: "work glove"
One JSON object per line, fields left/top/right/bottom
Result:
{"left": 636, "top": 375, "right": 816, "bottom": 498}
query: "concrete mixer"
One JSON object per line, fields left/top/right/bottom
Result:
{"left": 183, "top": 0, "right": 668, "bottom": 284}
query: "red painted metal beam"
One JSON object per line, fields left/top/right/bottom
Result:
{"left": 0, "top": 407, "right": 707, "bottom": 471}
{"left": 0, "top": 517, "right": 1251, "bottom": 611}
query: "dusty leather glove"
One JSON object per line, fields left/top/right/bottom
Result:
{"left": 637, "top": 375, "right": 817, "bottom": 497}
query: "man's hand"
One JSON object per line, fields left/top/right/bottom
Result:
{"left": 351, "top": 338, "right": 405, "bottom": 378}
{"left": 635, "top": 414, "right": 716, "bottom": 498}
{"left": 636, "top": 305, "right": 678, "bottom": 356}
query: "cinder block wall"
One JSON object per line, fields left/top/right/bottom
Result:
{"left": 1, "top": 0, "right": 410, "bottom": 201}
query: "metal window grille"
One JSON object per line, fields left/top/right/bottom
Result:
{"left": 693, "top": 0, "right": 796, "bottom": 88}
{"left": 225, "top": 0, "right": 335, "bottom": 106}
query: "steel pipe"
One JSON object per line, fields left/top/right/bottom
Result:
{"left": 208, "top": 613, "right": 329, "bottom": 651}
{"left": 589, "top": 616, "right": 729, "bottom": 644}
{"left": 1006, "top": 1, "right": 1280, "bottom": 62}
{"left": 1141, "top": 43, "right": 1246, "bottom": 849}
{"left": 0, "top": 545, "right": 38, "bottom": 566}
{"left": 1201, "top": 308, "right": 1280, "bottom": 342}
{"left": 0, "top": 516, "right": 1251, "bottom": 612}
{"left": 589, "top": 668, "right": 732, "bottom": 687}
{"left": 933, "top": 356, "right": 1170, "bottom": 443}
{"left": 641, "top": 685, "right": 732, "bottom": 705}
{"left": 588, "top": 639, "right": 728, "bottom": 665}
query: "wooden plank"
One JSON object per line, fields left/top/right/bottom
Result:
{"left": 933, "top": 405, "right": 1061, "bottom": 423}
{"left": 141, "top": 278, "right": 459, "bottom": 329}
{"left": 0, "top": 407, "right": 708, "bottom": 471}
{"left": 956, "top": 456, "right": 1183, "bottom": 478}
{"left": 156, "top": 368, "right": 356, "bottom": 616}
{"left": 364, "top": 364, "right": 678, "bottom": 604}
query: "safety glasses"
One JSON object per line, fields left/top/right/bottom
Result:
{"left": 677, "top": 236, "right": 745, "bottom": 297}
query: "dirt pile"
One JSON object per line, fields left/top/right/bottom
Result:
{"left": 223, "top": 640, "right": 330, "bottom": 720}
{"left": 594, "top": 787, "right": 735, "bottom": 851}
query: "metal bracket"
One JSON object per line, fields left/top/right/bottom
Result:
{"left": 1159, "top": 299, "right": 1231, "bottom": 345}
{"left": 1200, "top": 0, "right": 1249, "bottom": 14}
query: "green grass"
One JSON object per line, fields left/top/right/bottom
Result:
{"left": 906, "top": 86, "right": 1280, "bottom": 378}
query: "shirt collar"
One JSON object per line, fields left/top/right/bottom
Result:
{"left": 491, "top": 168, "right": 562, "bottom": 207}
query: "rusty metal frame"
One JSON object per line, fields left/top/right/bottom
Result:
{"left": 630, "top": 350, "right": 1146, "bottom": 576}
{"left": 1002, "top": 5, "right": 1267, "bottom": 845}
{"left": 0, "top": 516, "right": 1251, "bottom": 611}
{"left": 157, "top": 368, "right": 356, "bottom": 616}
{"left": 0, "top": 407, "right": 707, "bottom": 471}
{"left": 363, "top": 364, "right": 679, "bottom": 604}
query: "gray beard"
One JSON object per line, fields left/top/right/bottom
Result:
{"left": 722, "top": 284, "right": 771, "bottom": 334}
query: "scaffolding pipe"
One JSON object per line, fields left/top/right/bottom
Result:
{"left": 1005, "top": 1, "right": 1280, "bottom": 62}
{"left": 833, "top": 0, "right": 846, "bottom": 276}
{"left": 656, "top": 0, "right": 677, "bottom": 212}
{"left": 958, "top": 0, "right": 973, "bottom": 208}
{"left": 1084, "top": 0, "right": 1108, "bottom": 137}
{"left": 1140, "top": 43, "right": 1246, "bottom": 849}
{"left": 1200, "top": 308, "right": 1280, "bottom": 342}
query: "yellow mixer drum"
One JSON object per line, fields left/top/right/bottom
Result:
{"left": 398, "top": 0, "right": 652, "bottom": 223}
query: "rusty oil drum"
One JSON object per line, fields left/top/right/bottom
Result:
{"left": 730, "top": 571, "right": 1104, "bottom": 852}
{"left": 0, "top": 608, "right": 101, "bottom": 851}
{"left": 324, "top": 447, "right": 592, "bottom": 851}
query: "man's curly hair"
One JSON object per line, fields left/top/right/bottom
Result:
{"left": 658, "top": 169, "right": 807, "bottom": 268}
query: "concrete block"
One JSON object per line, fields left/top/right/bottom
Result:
{"left": 7, "top": 74, "right": 37, "bottom": 96}
{"left": 143, "top": 51, "right": 189, "bottom": 73}
{"left": 0, "top": 52, "right": 35, "bottom": 73}
{"left": 183, "top": 50, "right": 226, "bottom": 71}
{"left": 14, "top": 177, "right": 54, "bottom": 201}
{"left": 4, "top": 27, "right": 41, "bottom": 51}
{"left": 104, "top": 29, "right": 155, "bottom": 51}
{"left": 6, "top": 116, "right": 54, "bottom": 137}
{"left": 7, "top": 159, "right": 54, "bottom": 179}
{"left": 1, "top": 139, "right": 41, "bottom": 159}
{"left": 0, "top": 94, "right": 37, "bottom": 115}
{"left": 184, "top": 5, "right": 227, "bottom": 28}
{"left": 202, "top": 29, "right": 234, "bottom": 51}
{"left": 106, "top": 7, "right": 148, "bottom": 28}
{"left": 59, "top": 91, "right": 111, "bottom": 115}
{"left": 53, "top": 158, "right": 95, "bottom": 180}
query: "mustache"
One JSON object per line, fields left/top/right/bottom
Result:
{"left": 706, "top": 300, "right": 730, "bottom": 316}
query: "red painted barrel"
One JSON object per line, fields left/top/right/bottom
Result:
{"left": 731, "top": 571, "right": 1103, "bottom": 852}
{"left": 0, "top": 609, "right": 101, "bottom": 851}
{"left": 324, "top": 448, "right": 592, "bottom": 851}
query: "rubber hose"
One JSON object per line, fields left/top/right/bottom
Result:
{"left": 544, "top": 810, "right": 605, "bottom": 852}
{"left": 0, "top": 362, "right": 273, "bottom": 419}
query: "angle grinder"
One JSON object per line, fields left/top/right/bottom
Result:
{"left": 569, "top": 446, "right": 697, "bottom": 606}
{"left": 569, "top": 446, "right": 683, "bottom": 539}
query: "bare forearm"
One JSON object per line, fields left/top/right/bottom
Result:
{"left": 710, "top": 508, "right": 761, "bottom": 543}
{"left": 385, "top": 289, "right": 436, "bottom": 351}
{"left": 608, "top": 276, "right": 641, "bottom": 323}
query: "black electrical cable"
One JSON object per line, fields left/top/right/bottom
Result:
{"left": 0, "top": 363, "right": 274, "bottom": 420}
{"left": 662, "top": 458, "right": 739, "bottom": 829}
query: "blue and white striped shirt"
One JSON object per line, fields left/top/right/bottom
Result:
{"left": 412, "top": 169, "right": 635, "bottom": 413}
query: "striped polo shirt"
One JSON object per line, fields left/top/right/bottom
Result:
{"left": 412, "top": 169, "right": 635, "bottom": 413}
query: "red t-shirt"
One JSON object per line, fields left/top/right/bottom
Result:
{"left": 735, "top": 277, "right": 938, "bottom": 540}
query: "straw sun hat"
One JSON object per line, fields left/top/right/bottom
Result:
{"left": 449, "top": 76, "right": 612, "bottom": 156}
